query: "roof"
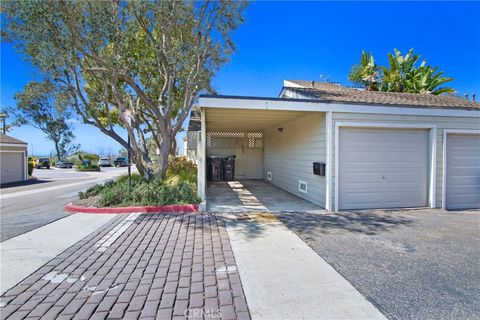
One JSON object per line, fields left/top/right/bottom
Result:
{"left": 188, "top": 106, "right": 201, "bottom": 131}
{"left": 282, "top": 80, "right": 480, "bottom": 110}
{"left": 0, "top": 134, "right": 27, "bottom": 145}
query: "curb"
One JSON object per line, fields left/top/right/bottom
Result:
{"left": 64, "top": 203, "right": 199, "bottom": 214}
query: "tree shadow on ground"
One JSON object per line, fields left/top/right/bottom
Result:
{"left": 0, "top": 179, "right": 51, "bottom": 189}
{"left": 277, "top": 210, "right": 416, "bottom": 236}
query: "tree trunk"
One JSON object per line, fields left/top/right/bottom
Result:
{"left": 54, "top": 140, "right": 62, "bottom": 161}
{"left": 157, "top": 135, "right": 171, "bottom": 179}
{"left": 169, "top": 137, "right": 177, "bottom": 156}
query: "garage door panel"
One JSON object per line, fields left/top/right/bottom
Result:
{"left": 339, "top": 128, "right": 429, "bottom": 210}
{"left": 1, "top": 152, "right": 24, "bottom": 184}
{"left": 446, "top": 133, "right": 480, "bottom": 209}
{"left": 342, "top": 172, "right": 383, "bottom": 183}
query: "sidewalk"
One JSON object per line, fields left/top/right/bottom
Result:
{"left": 224, "top": 212, "right": 387, "bottom": 320}
{"left": 0, "top": 213, "right": 250, "bottom": 320}
{"left": 1, "top": 213, "right": 117, "bottom": 295}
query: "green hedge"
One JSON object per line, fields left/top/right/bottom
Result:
{"left": 79, "top": 174, "right": 198, "bottom": 207}
{"left": 78, "top": 157, "right": 198, "bottom": 207}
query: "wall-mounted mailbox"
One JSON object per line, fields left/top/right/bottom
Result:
{"left": 313, "top": 162, "right": 325, "bottom": 176}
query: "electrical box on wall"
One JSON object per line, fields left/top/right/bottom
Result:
{"left": 313, "top": 162, "right": 325, "bottom": 176}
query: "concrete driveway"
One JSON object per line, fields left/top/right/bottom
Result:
{"left": 278, "top": 208, "right": 480, "bottom": 320}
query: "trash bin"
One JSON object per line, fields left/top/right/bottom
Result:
{"left": 206, "top": 156, "right": 212, "bottom": 181}
{"left": 210, "top": 156, "right": 224, "bottom": 182}
{"left": 224, "top": 155, "right": 236, "bottom": 181}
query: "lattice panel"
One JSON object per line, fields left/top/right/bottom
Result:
{"left": 187, "top": 131, "right": 198, "bottom": 150}
{"left": 207, "top": 131, "right": 245, "bottom": 149}
{"left": 248, "top": 132, "right": 263, "bottom": 149}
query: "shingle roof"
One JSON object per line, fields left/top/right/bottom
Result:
{"left": 0, "top": 134, "right": 27, "bottom": 145}
{"left": 283, "top": 80, "right": 480, "bottom": 110}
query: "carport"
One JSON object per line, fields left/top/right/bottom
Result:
{"left": 193, "top": 98, "right": 329, "bottom": 211}
{"left": 207, "top": 180, "right": 323, "bottom": 213}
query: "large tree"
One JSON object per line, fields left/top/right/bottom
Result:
{"left": 349, "top": 48, "right": 454, "bottom": 95}
{"left": 9, "top": 80, "right": 79, "bottom": 160}
{"left": 2, "top": 0, "right": 247, "bottom": 179}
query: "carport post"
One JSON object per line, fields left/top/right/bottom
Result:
{"left": 197, "top": 107, "right": 207, "bottom": 201}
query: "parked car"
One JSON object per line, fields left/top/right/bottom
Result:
{"left": 35, "top": 158, "right": 50, "bottom": 169}
{"left": 98, "top": 157, "right": 111, "bottom": 167}
{"left": 114, "top": 157, "right": 128, "bottom": 167}
{"left": 55, "top": 161, "right": 73, "bottom": 169}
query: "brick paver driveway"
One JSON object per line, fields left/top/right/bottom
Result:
{"left": 0, "top": 213, "right": 250, "bottom": 320}
{"left": 279, "top": 208, "right": 480, "bottom": 320}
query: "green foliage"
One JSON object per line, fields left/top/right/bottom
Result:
{"left": 28, "top": 159, "right": 34, "bottom": 176}
{"left": 78, "top": 170, "right": 199, "bottom": 207}
{"left": 76, "top": 164, "right": 100, "bottom": 171}
{"left": 349, "top": 48, "right": 454, "bottom": 95}
{"left": 79, "top": 183, "right": 107, "bottom": 199}
{"left": 7, "top": 80, "right": 79, "bottom": 160}
{"left": 2, "top": 0, "right": 247, "bottom": 179}
{"left": 348, "top": 51, "right": 379, "bottom": 91}
{"left": 166, "top": 156, "right": 197, "bottom": 183}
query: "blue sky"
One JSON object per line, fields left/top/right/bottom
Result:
{"left": 2, "top": 1, "right": 479, "bottom": 156}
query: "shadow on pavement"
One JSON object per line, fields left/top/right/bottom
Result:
{"left": 278, "top": 210, "right": 415, "bottom": 236}
{"left": 0, "top": 179, "right": 51, "bottom": 189}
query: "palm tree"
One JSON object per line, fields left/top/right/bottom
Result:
{"left": 349, "top": 48, "right": 455, "bottom": 95}
{"left": 348, "top": 51, "right": 379, "bottom": 91}
{"left": 380, "top": 48, "right": 454, "bottom": 95}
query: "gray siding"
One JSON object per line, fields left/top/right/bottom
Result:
{"left": 331, "top": 112, "right": 480, "bottom": 209}
{"left": 264, "top": 113, "right": 326, "bottom": 208}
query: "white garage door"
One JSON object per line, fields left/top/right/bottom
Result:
{"left": 1, "top": 152, "right": 25, "bottom": 184}
{"left": 445, "top": 133, "right": 480, "bottom": 210}
{"left": 339, "top": 127, "right": 429, "bottom": 210}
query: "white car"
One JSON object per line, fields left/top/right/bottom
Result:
{"left": 98, "top": 158, "right": 111, "bottom": 167}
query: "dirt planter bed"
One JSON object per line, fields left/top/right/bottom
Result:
{"left": 64, "top": 202, "right": 199, "bottom": 214}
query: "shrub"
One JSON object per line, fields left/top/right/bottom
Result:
{"left": 166, "top": 156, "right": 197, "bottom": 183}
{"left": 27, "top": 159, "right": 34, "bottom": 176}
{"left": 81, "top": 172, "right": 199, "bottom": 207}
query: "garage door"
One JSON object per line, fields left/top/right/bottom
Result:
{"left": 445, "top": 133, "right": 480, "bottom": 209}
{"left": 339, "top": 127, "right": 429, "bottom": 210}
{"left": 1, "top": 152, "right": 25, "bottom": 184}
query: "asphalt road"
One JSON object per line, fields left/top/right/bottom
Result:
{"left": 0, "top": 166, "right": 131, "bottom": 242}
{"left": 279, "top": 208, "right": 480, "bottom": 320}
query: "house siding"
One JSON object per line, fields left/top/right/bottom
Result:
{"left": 331, "top": 112, "right": 480, "bottom": 209}
{"left": 264, "top": 113, "right": 326, "bottom": 208}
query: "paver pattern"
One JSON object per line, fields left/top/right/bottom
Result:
{"left": 0, "top": 213, "right": 250, "bottom": 320}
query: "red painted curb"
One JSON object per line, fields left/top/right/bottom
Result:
{"left": 64, "top": 203, "right": 199, "bottom": 214}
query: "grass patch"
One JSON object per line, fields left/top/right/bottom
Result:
{"left": 78, "top": 157, "right": 199, "bottom": 207}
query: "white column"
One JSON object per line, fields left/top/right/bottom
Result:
{"left": 325, "top": 111, "right": 333, "bottom": 211}
{"left": 197, "top": 108, "right": 207, "bottom": 201}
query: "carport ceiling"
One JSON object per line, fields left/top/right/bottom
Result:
{"left": 206, "top": 108, "right": 307, "bottom": 131}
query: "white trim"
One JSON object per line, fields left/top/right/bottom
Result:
{"left": 24, "top": 151, "right": 28, "bottom": 180}
{"left": 325, "top": 111, "right": 333, "bottom": 211}
{"left": 197, "top": 108, "right": 207, "bottom": 201}
{"left": 0, "top": 143, "right": 28, "bottom": 147}
{"left": 334, "top": 122, "right": 437, "bottom": 211}
{"left": 441, "top": 129, "right": 480, "bottom": 209}
{"left": 199, "top": 96, "right": 480, "bottom": 118}
{"left": 0, "top": 150, "right": 26, "bottom": 153}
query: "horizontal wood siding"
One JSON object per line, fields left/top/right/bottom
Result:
{"left": 331, "top": 112, "right": 480, "bottom": 209}
{"left": 264, "top": 113, "right": 326, "bottom": 207}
